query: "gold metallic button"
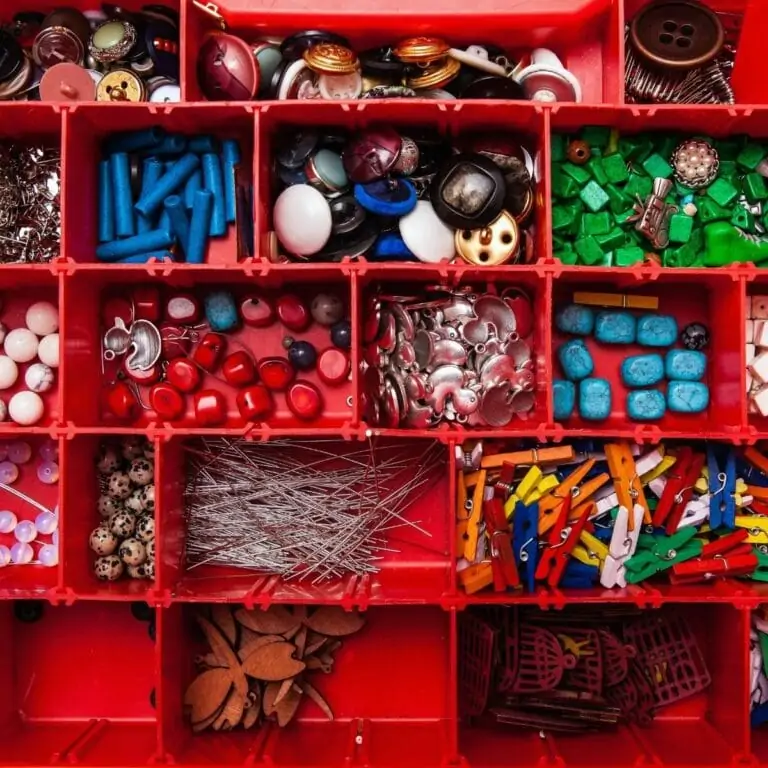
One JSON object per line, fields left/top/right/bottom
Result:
{"left": 303, "top": 43, "right": 359, "bottom": 75}
{"left": 455, "top": 210, "right": 520, "bottom": 266}
{"left": 405, "top": 56, "right": 460, "bottom": 90}
{"left": 96, "top": 69, "right": 145, "bottom": 102}
{"left": 393, "top": 36, "right": 450, "bottom": 64}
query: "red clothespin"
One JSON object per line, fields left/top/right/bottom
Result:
{"left": 534, "top": 496, "right": 592, "bottom": 588}
{"left": 494, "top": 462, "right": 516, "bottom": 499}
{"left": 652, "top": 448, "right": 706, "bottom": 533}
{"left": 749, "top": 499, "right": 768, "bottom": 517}
{"left": 670, "top": 529, "right": 757, "bottom": 584}
{"left": 483, "top": 498, "right": 519, "bottom": 591}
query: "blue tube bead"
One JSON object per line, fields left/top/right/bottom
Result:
{"left": 137, "top": 158, "right": 164, "bottom": 234}
{"left": 110, "top": 152, "right": 135, "bottom": 238}
{"left": 164, "top": 195, "right": 190, "bottom": 255}
{"left": 202, "top": 152, "right": 227, "bottom": 237}
{"left": 221, "top": 139, "right": 241, "bottom": 224}
{"left": 104, "top": 127, "right": 166, "bottom": 155}
{"left": 187, "top": 190, "right": 213, "bottom": 264}
{"left": 135, "top": 152, "right": 200, "bottom": 218}
{"left": 140, "top": 134, "right": 187, "bottom": 157}
{"left": 98, "top": 159, "right": 114, "bottom": 243}
{"left": 189, "top": 135, "right": 220, "bottom": 154}
{"left": 96, "top": 229, "right": 174, "bottom": 262}
{"left": 184, "top": 169, "right": 203, "bottom": 210}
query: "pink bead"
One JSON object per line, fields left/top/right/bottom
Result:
{"left": 38, "top": 543, "right": 58, "bottom": 567}
{"left": 0, "top": 510, "right": 17, "bottom": 533}
{"left": 38, "top": 440, "right": 58, "bottom": 462}
{"left": 37, "top": 461, "right": 59, "bottom": 485}
{"left": 0, "top": 356, "right": 18, "bottom": 390}
{"left": 0, "top": 544, "right": 9, "bottom": 567}
{"left": 0, "top": 462, "right": 19, "bottom": 485}
{"left": 8, "top": 442, "right": 31, "bottom": 464}
{"left": 9, "top": 391, "right": 44, "bottom": 426}
{"left": 10, "top": 542, "right": 33, "bottom": 564}
{"left": 15, "top": 520, "right": 37, "bottom": 543}
{"left": 37, "top": 334, "right": 59, "bottom": 368}
{"left": 4, "top": 328, "right": 38, "bottom": 363}
{"left": 25, "top": 301, "right": 59, "bottom": 336}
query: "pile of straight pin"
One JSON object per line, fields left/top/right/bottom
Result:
{"left": 183, "top": 438, "right": 444, "bottom": 582}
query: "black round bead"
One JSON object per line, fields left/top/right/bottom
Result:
{"left": 680, "top": 322, "right": 710, "bottom": 350}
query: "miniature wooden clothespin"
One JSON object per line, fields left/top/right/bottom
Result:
{"left": 623, "top": 527, "right": 702, "bottom": 584}
{"left": 512, "top": 501, "right": 539, "bottom": 593}
{"left": 600, "top": 504, "right": 645, "bottom": 589}
{"left": 651, "top": 447, "right": 706, "bottom": 533}
{"left": 483, "top": 498, "right": 519, "bottom": 591}
{"left": 534, "top": 497, "right": 592, "bottom": 588}
{"left": 670, "top": 529, "right": 756, "bottom": 584}
{"left": 604, "top": 443, "right": 650, "bottom": 527}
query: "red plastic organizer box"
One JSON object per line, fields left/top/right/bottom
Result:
{"left": 5, "top": 0, "right": 768, "bottom": 766}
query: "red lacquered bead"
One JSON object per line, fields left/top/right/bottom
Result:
{"left": 222, "top": 350, "right": 256, "bottom": 387}
{"left": 286, "top": 380, "right": 323, "bottom": 421}
{"left": 165, "top": 293, "right": 202, "bottom": 324}
{"left": 102, "top": 296, "right": 132, "bottom": 328}
{"left": 257, "top": 357, "right": 294, "bottom": 391}
{"left": 241, "top": 294, "right": 275, "bottom": 328}
{"left": 123, "top": 361, "right": 161, "bottom": 385}
{"left": 236, "top": 384, "right": 274, "bottom": 421}
{"left": 104, "top": 380, "right": 138, "bottom": 420}
{"left": 132, "top": 285, "right": 161, "bottom": 322}
{"left": 317, "top": 348, "right": 351, "bottom": 386}
{"left": 160, "top": 322, "right": 192, "bottom": 360}
{"left": 193, "top": 333, "right": 226, "bottom": 372}
{"left": 150, "top": 382, "right": 185, "bottom": 420}
{"left": 276, "top": 294, "right": 311, "bottom": 332}
{"left": 194, "top": 389, "right": 228, "bottom": 426}
{"left": 166, "top": 358, "right": 202, "bottom": 393}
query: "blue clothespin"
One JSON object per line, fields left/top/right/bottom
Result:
{"left": 512, "top": 500, "right": 538, "bottom": 593}
{"left": 752, "top": 702, "right": 768, "bottom": 727}
{"left": 561, "top": 560, "right": 599, "bottom": 589}
{"left": 737, "top": 456, "right": 768, "bottom": 487}
{"left": 708, "top": 447, "right": 736, "bottom": 530}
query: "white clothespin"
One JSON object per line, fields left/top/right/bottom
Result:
{"left": 600, "top": 504, "right": 645, "bottom": 589}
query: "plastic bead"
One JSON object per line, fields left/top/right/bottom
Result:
{"left": 0, "top": 462, "right": 19, "bottom": 485}
{"left": 38, "top": 462, "right": 58, "bottom": 488}
{"left": 257, "top": 358, "right": 295, "bottom": 391}
{"left": 222, "top": 351, "right": 257, "bottom": 387}
{"left": 38, "top": 544, "right": 58, "bottom": 567}
{"left": 0, "top": 544, "right": 9, "bottom": 567}
{"left": 11, "top": 542, "right": 33, "bottom": 564}
{"left": 331, "top": 320, "right": 352, "bottom": 350}
{"left": 35, "top": 511, "right": 58, "bottom": 536}
{"left": 287, "top": 340, "right": 318, "bottom": 371}
{"left": 241, "top": 295, "right": 275, "bottom": 328}
{"left": 194, "top": 390, "right": 228, "bottom": 426}
{"left": 25, "top": 301, "right": 59, "bottom": 336}
{"left": 9, "top": 391, "right": 45, "bottom": 426}
{"left": 38, "top": 334, "right": 59, "bottom": 367}
{"left": 0, "top": 510, "right": 17, "bottom": 533}
{"left": 4, "top": 328, "right": 38, "bottom": 363}
{"left": 286, "top": 380, "right": 324, "bottom": 421}
{"left": 14, "top": 520, "right": 37, "bottom": 543}
{"left": 277, "top": 295, "right": 311, "bottom": 332}
{"left": 310, "top": 294, "right": 345, "bottom": 326}
{"left": 25, "top": 363, "right": 55, "bottom": 393}
{"left": 8, "top": 442, "right": 31, "bottom": 465}
{"left": 39, "top": 440, "right": 58, "bottom": 462}
{"left": 0, "top": 356, "right": 18, "bottom": 390}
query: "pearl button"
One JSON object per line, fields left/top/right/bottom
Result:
{"left": 9, "top": 391, "right": 45, "bottom": 426}
{"left": 25, "top": 301, "right": 59, "bottom": 336}
{"left": 0, "top": 356, "right": 18, "bottom": 390}
{"left": 3, "top": 328, "right": 38, "bottom": 363}
{"left": 38, "top": 334, "right": 59, "bottom": 367}
{"left": 274, "top": 184, "right": 332, "bottom": 256}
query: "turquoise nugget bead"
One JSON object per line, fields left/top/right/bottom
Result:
{"left": 667, "top": 381, "right": 709, "bottom": 413}
{"left": 204, "top": 290, "right": 239, "bottom": 332}
{"left": 636, "top": 314, "right": 678, "bottom": 347}
{"left": 621, "top": 354, "right": 664, "bottom": 387}
{"left": 594, "top": 311, "right": 636, "bottom": 344}
{"left": 627, "top": 390, "right": 666, "bottom": 421}
{"left": 555, "top": 304, "right": 594, "bottom": 336}
{"left": 579, "top": 378, "right": 612, "bottom": 421}
{"left": 665, "top": 349, "right": 707, "bottom": 381}
{"left": 558, "top": 339, "right": 594, "bottom": 381}
{"left": 553, "top": 380, "right": 576, "bottom": 421}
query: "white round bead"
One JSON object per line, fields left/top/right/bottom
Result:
{"left": 4, "top": 328, "right": 38, "bottom": 363}
{"left": 0, "top": 544, "right": 9, "bottom": 567}
{"left": 8, "top": 391, "right": 44, "bottom": 426}
{"left": 10, "top": 542, "right": 33, "bottom": 564}
{"left": 37, "top": 333, "right": 59, "bottom": 367}
{"left": 38, "top": 543, "right": 58, "bottom": 567}
{"left": 399, "top": 200, "right": 455, "bottom": 264}
{"left": 15, "top": 520, "right": 37, "bottom": 543}
{"left": 25, "top": 302, "right": 59, "bottom": 336}
{"left": 25, "top": 363, "right": 55, "bottom": 393}
{"left": 0, "top": 356, "right": 18, "bottom": 390}
{"left": 35, "top": 510, "right": 58, "bottom": 535}
{"left": 273, "top": 185, "right": 332, "bottom": 256}
{"left": 0, "top": 510, "right": 17, "bottom": 533}
{"left": 0, "top": 399, "right": 7, "bottom": 423}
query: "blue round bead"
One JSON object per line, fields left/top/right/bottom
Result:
{"left": 331, "top": 320, "right": 351, "bottom": 350}
{"left": 287, "top": 340, "right": 317, "bottom": 371}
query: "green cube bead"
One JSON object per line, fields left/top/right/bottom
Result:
{"left": 551, "top": 134, "right": 566, "bottom": 163}
{"left": 579, "top": 180, "right": 610, "bottom": 212}
{"left": 668, "top": 213, "right": 694, "bottom": 243}
{"left": 656, "top": 136, "right": 678, "bottom": 159}
{"left": 697, "top": 197, "right": 730, "bottom": 223}
{"left": 642, "top": 153, "right": 674, "bottom": 179}
{"left": 584, "top": 211, "right": 612, "bottom": 236}
{"left": 552, "top": 204, "right": 581, "bottom": 234}
{"left": 562, "top": 162, "right": 591, "bottom": 185}
{"left": 719, "top": 160, "right": 737, "bottom": 181}
{"left": 614, "top": 245, "right": 645, "bottom": 267}
{"left": 731, "top": 206, "right": 756, "bottom": 232}
{"left": 625, "top": 173, "right": 653, "bottom": 200}
{"left": 706, "top": 177, "right": 739, "bottom": 207}
{"left": 552, "top": 167, "right": 580, "bottom": 199}
{"left": 745, "top": 173, "right": 768, "bottom": 202}
{"left": 619, "top": 135, "right": 653, "bottom": 163}
{"left": 614, "top": 209, "right": 636, "bottom": 227}
{"left": 601, "top": 251, "right": 615, "bottom": 266}
{"left": 737, "top": 143, "right": 767, "bottom": 171}
{"left": 581, "top": 126, "right": 611, "bottom": 149}
{"left": 575, "top": 235, "right": 605, "bottom": 265}
{"left": 556, "top": 249, "right": 578, "bottom": 265}
{"left": 602, "top": 153, "right": 629, "bottom": 184}
{"left": 663, "top": 242, "right": 698, "bottom": 268}
{"left": 587, "top": 157, "right": 608, "bottom": 185}
{"left": 606, "top": 184, "right": 630, "bottom": 214}
{"left": 716, "top": 139, "right": 741, "bottom": 160}
{"left": 596, "top": 227, "right": 628, "bottom": 251}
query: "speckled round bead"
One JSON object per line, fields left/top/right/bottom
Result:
{"left": 107, "top": 470, "right": 132, "bottom": 499}
{"left": 98, "top": 494, "right": 122, "bottom": 518}
{"left": 96, "top": 445, "right": 121, "bottom": 474}
{"left": 145, "top": 538, "right": 155, "bottom": 559}
{"left": 141, "top": 484, "right": 155, "bottom": 513}
{"left": 94, "top": 555, "right": 124, "bottom": 581}
{"left": 143, "top": 443, "right": 155, "bottom": 461}
{"left": 127, "top": 563, "right": 149, "bottom": 579}
{"left": 124, "top": 488, "right": 145, "bottom": 514}
{"left": 135, "top": 514, "right": 155, "bottom": 542}
{"left": 680, "top": 322, "right": 710, "bottom": 351}
{"left": 108, "top": 510, "right": 136, "bottom": 538}
{"left": 121, "top": 437, "right": 145, "bottom": 460}
{"left": 128, "top": 458, "right": 154, "bottom": 486}
{"left": 143, "top": 557, "right": 155, "bottom": 580}
{"left": 90, "top": 526, "right": 119, "bottom": 555}
{"left": 119, "top": 537, "right": 147, "bottom": 566}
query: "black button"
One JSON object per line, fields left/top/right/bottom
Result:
{"left": 0, "top": 31, "right": 23, "bottom": 83}
{"left": 360, "top": 46, "right": 405, "bottom": 77}
{"left": 330, "top": 195, "right": 366, "bottom": 235}
{"left": 276, "top": 130, "right": 319, "bottom": 169}
{"left": 460, "top": 75, "right": 526, "bottom": 100}
{"left": 316, "top": 218, "right": 380, "bottom": 261}
{"left": 145, "top": 17, "right": 179, "bottom": 79}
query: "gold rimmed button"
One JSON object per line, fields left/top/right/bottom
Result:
{"left": 393, "top": 36, "right": 450, "bottom": 64}
{"left": 96, "top": 69, "right": 146, "bottom": 102}
{"left": 455, "top": 210, "right": 520, "bottom": 266}
{"left": 405, "top": 56, "right": 460, "bottom": 90}
{"left": 303, "top": 43, "right": 359, "bottom": 75}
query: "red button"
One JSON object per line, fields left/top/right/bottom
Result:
{"left": 236, "top": 384, "right": 274, "bottom": 421}
{"left": 286, "top": 380, "right": 324, "bottom": 421}
{"left": 102, "top": 296, "right": 133, "bottom": 328}
{"left": 193, "top": 333, "right": 226, "bottom": 372}
{"left": 241, "top": 294, "right": 275, "bottom": 328}
{"left": 150, "top": 382, "right": 186, "bottom": 420}
{"left": 194, "top": 389, "right": 228, "bottom": 426}
{"left": 257, "top": 357, "right": 295, "bottom": 391}
{"left": 277, "top": 294, "right": 311, "bottom": 332}
{"left": 160, "top": 322, "right": 192, "bottom": 360}
{"left": 165, "top": 293, "right": 201, "bottom": 324}
{"left": 132, "top": 285, "right": 161, "bottom": 322}
{"left": 222, "top": 350, "right": 256, "bottom": 387}
{"left": 104, "top": 380, "right": 138, "bottom": 421}
{"left": 317, "top": 348, "right": 351, "bottom": 386}
{"left": 166, "top": 358, "right": 202, "bottom": 393}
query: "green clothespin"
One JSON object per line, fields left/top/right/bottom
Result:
{"left": 751, "top": 551, "right": 768, "bottom": 582}
{"left": 624, "top": 528, "right": 703, "bottom": 584}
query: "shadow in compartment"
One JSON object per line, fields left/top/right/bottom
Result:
{"left": 258, "top": 101, "right": 543, "bottom": 267}
{"left": 0, "top": 600, "right": 157, "bottom": 766}
{"left": 458, "top": 604, "right": 747, "bottom": 768}
{"left": 552, "top": 272, "right": 741, "bottom": 433}
{"left": 64, "top": 270, "right": 352, "bottom": 429}
{"left": 751, "top": 607, "right": 768, "bottom": 760}
{"left": 160, "top": 436, "right": 449, "bottom": 603}
{"left": 160, "top": 603, "right": 451, "bottom": 766}
{"left": 746, "top": 280, "right": 768, "bottom": 429}
{"left": 360, "top": 276, "right": 547, "bottom": 431}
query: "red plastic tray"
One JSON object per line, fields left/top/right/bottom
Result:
{"left": 2, "top": 0, "right": 768, "bottom": 765}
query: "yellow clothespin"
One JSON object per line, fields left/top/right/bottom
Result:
{"left": 641, "top": 452, "right": 675, "bottom": 484}
{"left": 605, "top": 443, "right": 649, "bottom": 527}
{"left": 572, "top": 530, "right": 609, "bottom": 572}
{"left": 457, "top": 472, "right": 469, "bottom": 522}
{"left": 503, "top": 466, "right": 542, "bottom": 519}
{"left": 735, "top": 515, "right": 768, "bottom": 543}
{"left": 539, "top": 458, "right": 596, "bottom": 514}
{"left": 524, "top": 474, "right": 559, "bottom": 504}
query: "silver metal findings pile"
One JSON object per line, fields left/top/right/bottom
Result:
{"left": 0, "top": 142, "right": 61, "bottom": 263}
{"left": 183, "top": 438, "right": 445, "bottom": 581}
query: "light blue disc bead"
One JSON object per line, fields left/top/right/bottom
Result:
{"left": 204, "top": 291, "right": 239, "bottom": 332}
{"left": 627, "top": 390, "right": 666, "bottom": 421}
{"left": 555, "top": 304, "right": 594, "bottom": 336}
{"left": 621, "top": 354, "right": 664, "bottom": 387}
{"left": 553, "top": 380, "right": 576, "bottom": 421}
{"left": 594, "top": 311, "right": 636, "bottom": 344}
{"left": 637, "top": 314, "right": 678, "bottom": 347}
{"left": 557, "top": 339, "right": 594, "bottom": 381}
{"left": 667, "top": 381, "right": 709, "bottom": 413}
{"left": 579, "top": 378, "right": 612, "bottom": 421}
{"left": 665, "top": 349, "right": 707, "bottom": 381}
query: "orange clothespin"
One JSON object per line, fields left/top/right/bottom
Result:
{"left": 539, "top": 458, "right": 596, "bottom": 514}
{"left": 540, "top": 471, "right": 610, "bottom": 535}
{"left": 483, "top": 498, "right": 519, "bottom": 591}
{"left": 458, "top": 562, "right": 493, "bottom": 595}
{"left": 605, "top": 443, "right": 649, "bottom": 528}
{"left": 745, "top": 447, "right": 768, "bottom": 477}
{"left": 462, "top": 469, "right": 486, "bottom": 561}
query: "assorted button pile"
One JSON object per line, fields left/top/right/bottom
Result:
{"left": 552, "top": 128, "right": 768, "bottom": 267}
{"left": 362, "top": 286, "right": 536, "bottom": 428}
{"left": 0, "top": 440, "right": 59, "bottom": 569}
{"left": 90, "top": 438, "right": 155, "bottom": 581}
{"left": 459, "top": 607, "right": 710, "bottom": 730}
{"left": 272, "top": 128, "right": 535, "bottom": 264}
{"left": 0, "top": 6, "right": 179, "bottom": 103}
{"left": 97, "top": 128, "right": 242, "bottom": 264}
{"left": 554, "top": 292, "right": 709, "bottom": 423}
{"left": 101, "top": 285, "right": 350, "bottom": 426}
{"left": 457, "top": 440, "right": 768, "bottom": 594}
{"left": 0, "top": 299, "right": 59, "bottom": 426}
{"left": 198, "top": 28, "right": 581, "bottom": 102}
